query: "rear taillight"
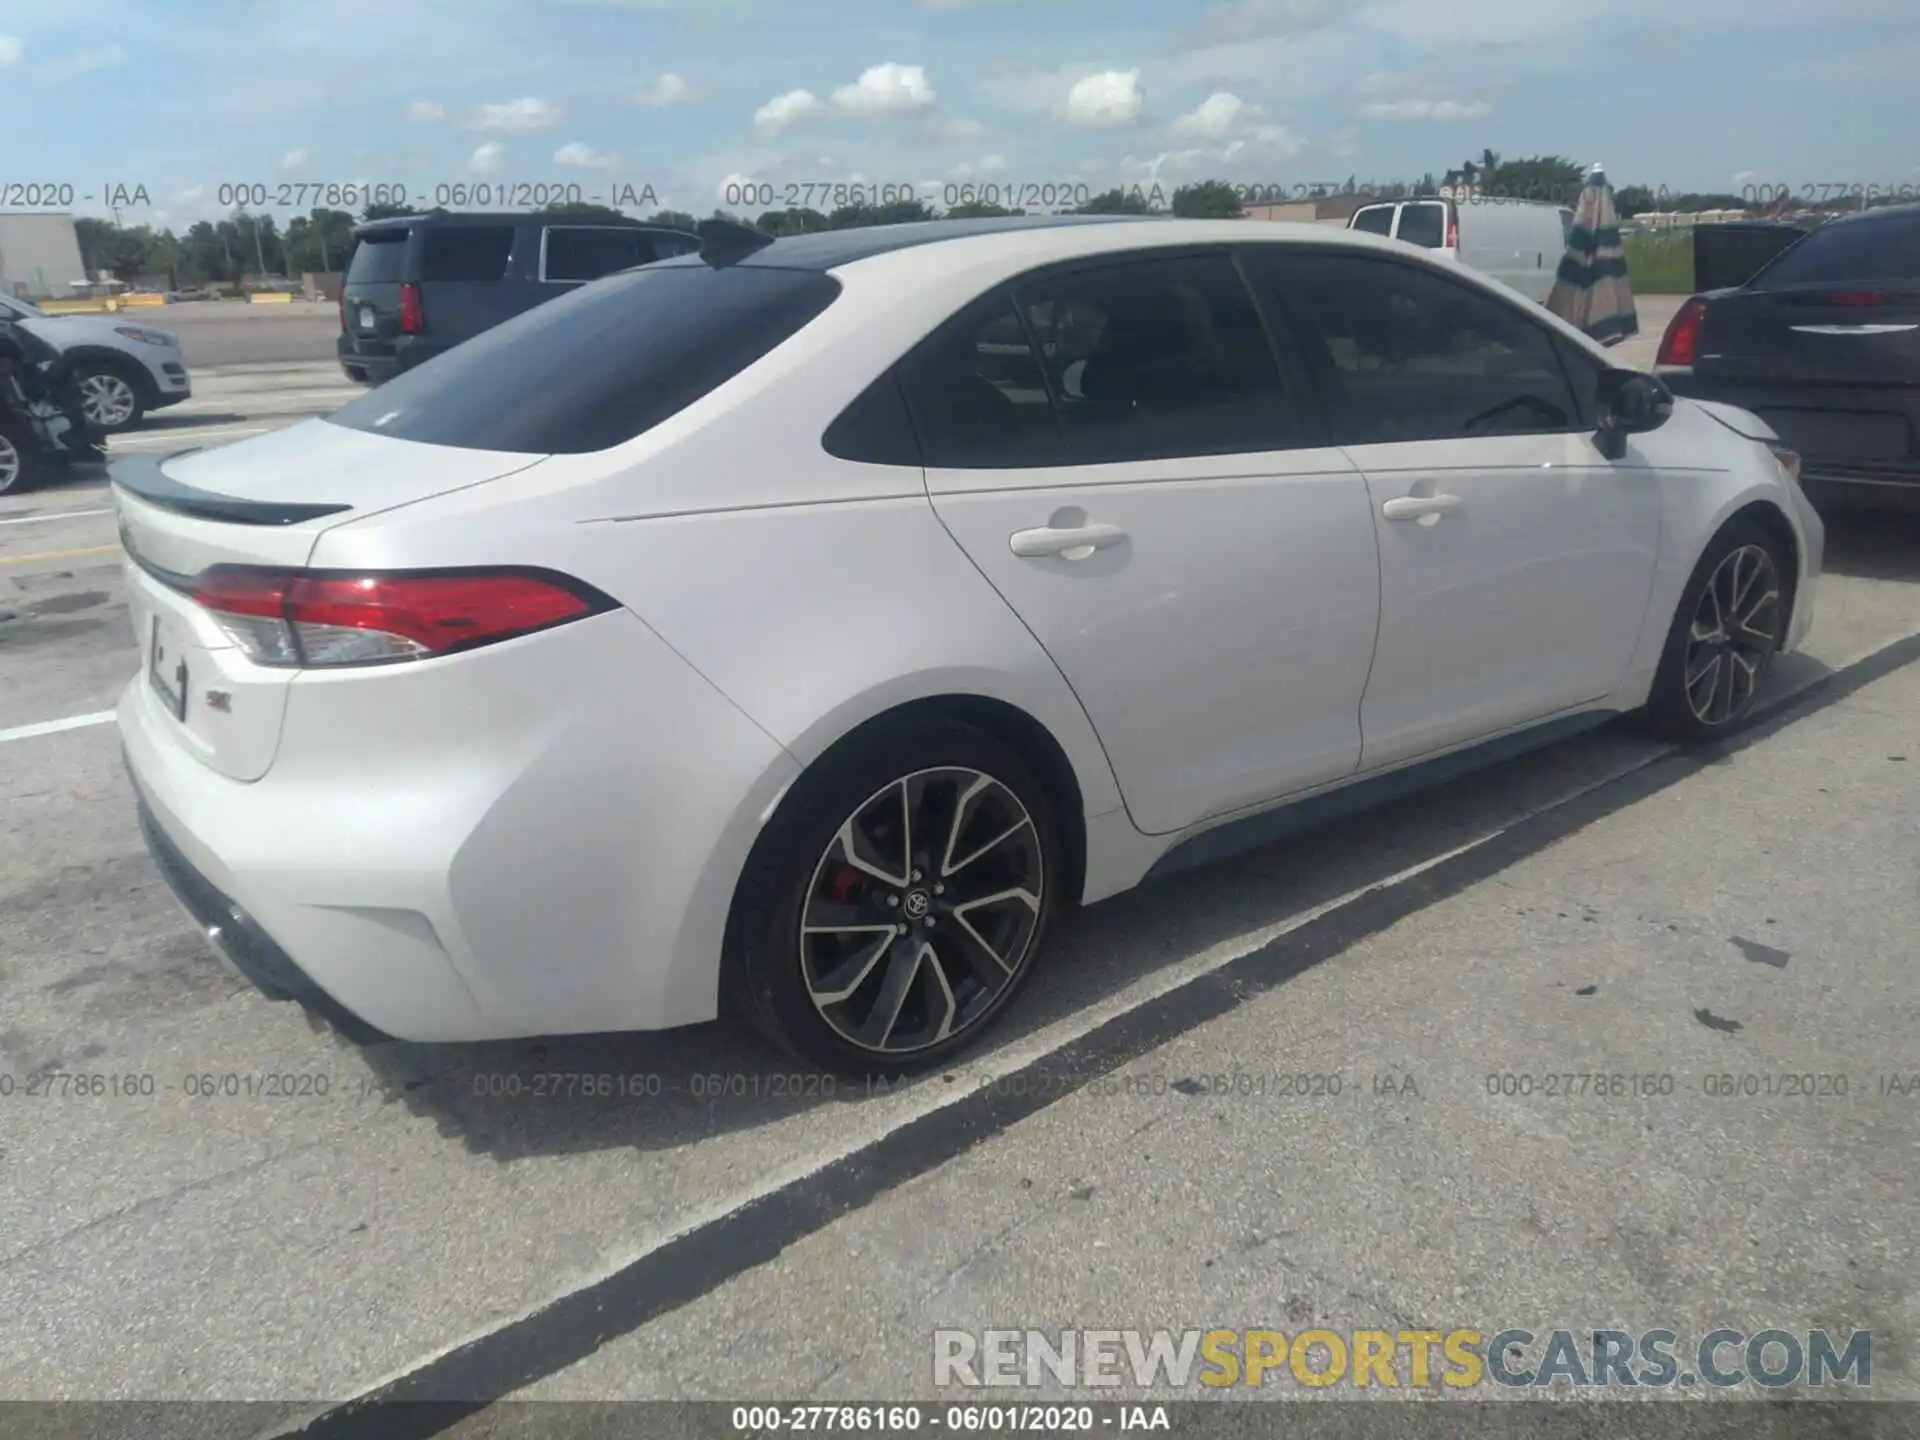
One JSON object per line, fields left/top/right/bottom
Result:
{"left": 190, "top": 567, "right": 616, "bottom": 668}
{"left": 398, "top": 281, "right": 424, "bottom": 334}
{"left": 1656, "top": 296, "right": 1708, "bottom": 367}
{"left": 338, "top": 288, "right": 347, "bottom": 333}
{"left": 1444, "top": 215, "right": 1458, "bottom": 249}
{"left": 1826, "top": 291, "right": 1888, "bottom": 306}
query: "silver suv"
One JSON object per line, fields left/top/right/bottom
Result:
{"left": 0, "top": 290, "right": 192, "bottom": 431}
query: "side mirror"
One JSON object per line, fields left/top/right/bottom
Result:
{"left": 1594, "top": 369, "right": 1673, "bottom": 457}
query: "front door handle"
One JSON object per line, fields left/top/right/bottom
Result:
{"left": 1009, "top": 522, "right": 1128, "bottom": 560}
{"left": 1381, "top": 493, "right": 1464, "bottom": 522}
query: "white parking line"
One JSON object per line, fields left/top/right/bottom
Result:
{"left": 0, "top": 710, "right": 118, "bottom": 744}
{"left": 0, "top": 507, "right": 114, "bottom": 527}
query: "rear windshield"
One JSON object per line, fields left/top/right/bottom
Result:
{"left": 345, "top": 231, "right": 410, "bottom": 284}
{"left": 1350, "top": 206, "right": 1394, "bottom": 236}
{"left": 325, "top": 263, "right": 842, "bottom": 454}
{"left": 1751, "top": 211, "right": 1920, "bottom": 285}
{"left": 1395, "top": 202, "right": 1446, "bottom": 249}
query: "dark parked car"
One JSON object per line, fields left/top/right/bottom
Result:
{"left": 337, "top": 211, "right": 700, "bottom": 384}
{"left": 1656, "top": 202, "right": 1920, "bottom": 510}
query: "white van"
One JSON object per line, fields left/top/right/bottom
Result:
{"left": 1347, "top": 197, "right": 1574, "bottom": 304}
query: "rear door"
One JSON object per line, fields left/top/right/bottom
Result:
{"left": 1392, "top": 200, "right": 1450, "bottom": 253}
{"left": 414, "top": 222, "right": 524, "bottom": 347}
{"left": 914, "top": 249, "right": 1381, "bottom": 836}
{"left": 1693, "top": 211, "right": 1920, "bottom": 478}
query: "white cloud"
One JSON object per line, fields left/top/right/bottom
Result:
{"left": 1169, "top": 92, "right": 1257, "bottom": 139}
{"left": 1188, "top": 0, "right": 1346, "bottom": 46}
{"left": 1358, "top": 96, "right": 1491, "bottom": 120}
{"left": 555, "top": 141, "right": 616, "bottom": 168}
{"left": 949, "top": 154, "right": 1010, "bottom": 178}
{"left": 831, "top": 62, "right": 937, "bottom": 116}
{"left": 279, "top": 148, "right": 309, "bottom": 170}
{"left": 1063, "top": 69, "right": 1145, "bottom": 128}
{"left": 717, "top": 171, "right": 757, "bottom": 204}
{"left": 407, "top": 100, "right": 445, "bottom": 122}
{"left": 637, "top": 73, "right": 695, "bottom": 106}
{"left": 34, "top": 45, "right": 126, "bottom": 83}
{"left": 0, "top": 34, "right": 21, "bottom": 66}
{"left": 754, "top": 88, "right": 824, "bottom": 136}
{"left": 472, "top": 97, "right": 561, "bottom": 132}
{"left": 471, "top": 141, "right": 506, "bottom": 174}
{"left": 1731, "top": 169, "right": 1758, "bottom": 184}
{"left": 936, "top": 116, "right": 988, "bottom": 142}
{"left": 920, "top": 0, "right": 1014, "bottom": 8}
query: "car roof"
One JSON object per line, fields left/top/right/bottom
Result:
{"left": 1822, "top": 200, "right": 1920, "bottom": 226}
{"left": 653, "top": 213, "right": 1157, "bottom": 271}
{"left": 352, "top": 211, "right": 696, "bottom": 236}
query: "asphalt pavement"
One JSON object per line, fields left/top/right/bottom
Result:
{"left": 155, "top": 301, "right": 342, "bottom": 368}
{"left": 1, "top": 342, "right": 1916, "bottom": 1430}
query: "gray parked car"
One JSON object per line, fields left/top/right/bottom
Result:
{"left": 0, "top": 290, "right": 192, "bottom": 431}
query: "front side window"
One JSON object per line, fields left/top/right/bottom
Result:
{"left": 1255, "top": 252, "right": 1580, "bottom": 445}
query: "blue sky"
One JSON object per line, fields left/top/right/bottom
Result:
{"left": 1, "top": 0, "right": 1913, "bottom": 230}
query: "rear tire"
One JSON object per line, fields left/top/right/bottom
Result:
{"left": 725, "top": 716, "right": 1063, "bottom": 1079}
{"left": 1638, "top": 518, "right": 1787, "bottom": 743}
{"left": 0, "top": 418, "right": 44, "bottom": 495}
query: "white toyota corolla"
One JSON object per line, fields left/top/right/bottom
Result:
{"left": 114, "top": 215, "right": 1822, "bottom": 1074}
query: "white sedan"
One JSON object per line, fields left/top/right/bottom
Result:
{"left": 112, "top": 215, "right": 1822, "bottom": 1075}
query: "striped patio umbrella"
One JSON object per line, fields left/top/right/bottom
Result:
{"left": 1547, "top": 164, "right": 1639, "bottom": 346}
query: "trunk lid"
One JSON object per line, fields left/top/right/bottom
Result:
{"left": 111, "top": 424, "right": 546, "bottom": 781}
{"left": 1697, "top": 281, "right": 1920, "bottom": 387}
{"left": 340, "top": 225, "right": 414, "bottom": 357}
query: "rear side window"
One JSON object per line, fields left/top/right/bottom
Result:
{"left": 543, "top": 227, "right": 649, "bottom": 282}
{"left": 1351, "top": 205, "right": 1395, "bottom": 236}
{"left": 1395, "top": 202, "right": 1447, "bottom": 249}
{"left": 1750, "top": 212, "right": 1920, "bottom": 285}
{"left": 326, "top": 264, "right": 841, "bottom": 454}
{"left": 345, "top": 231, "right": 410, "bottom": 284}
{"left": 421, "top": 225, "right": 516, "bottom": 282}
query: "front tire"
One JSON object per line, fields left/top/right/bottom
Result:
{"left": 725, "top": 716, "right": 1062, "bottom": 1078}
{"left": 71, "top": 361, "right": 147, "bottom": 431}
{"left": 1640, "top": 518, "right": 1787, "bottom": 743}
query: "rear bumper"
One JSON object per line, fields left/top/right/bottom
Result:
{"left": 1663, "top": 373, "right": 1920, "bottom": 503}
{"left": 336, "top": 336, "right": 448, "bottom": 384}
{"left": 115, "top": 606, "right": 802, "bottom": 1044}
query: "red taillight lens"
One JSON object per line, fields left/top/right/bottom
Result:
{"left": 1444, "top": 216, "right": 1458, "bottom": 249}
{"left": 1656, "top": 297, "right": 1708, "bottom": 367}
{"left": 338, "top": 288, "right": 347, "bottom": 333}
{"left": 191, "top": 567, "right": 613, "bottom": 668}
{"left": 398, "top": 281, "right": 424, "bottom": 334}
{"left": 1826, "top": 291, "right": 1888, "bottom": 306}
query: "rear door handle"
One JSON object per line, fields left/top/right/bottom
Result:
{"left": 1381, "top": 493, "right": 1464, "bottom": 521}
{"left": 1009, "top": 523, "right": 1128, "bottom": 560}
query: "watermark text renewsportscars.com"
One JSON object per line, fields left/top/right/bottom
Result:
{"left": 934, "top": 1327, "right": 1871, "bottom": 1391}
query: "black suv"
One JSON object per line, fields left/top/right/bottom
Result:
{"left": 337, "top": 211, "right": 700, "bottom": 384}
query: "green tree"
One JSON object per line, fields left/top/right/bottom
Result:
{"left": 1613, "top": 184, "right": 1657, "bottom": 217}
{"left": 1481, "top": 155, "right": 1584, "bottom": 207}
{"left": 754, "top": 207, "right": 831, "bottom": 235}
{"left": 652, "top": 209, "right": 700, "bottom": 230}
{"left": 826, "top": 198, "right": 936, "bottom": 228}
{"left": 541, "top": 201, "right": 630, "bottom": 223}
{"left": 1073, "top": 187, "right": 1156, "bottom": 216}
{"left": 1170, "top": 181, "right": 1245, "bottom": 218}
{"left": 946, "top": 201, "right": 1023, "bottom": 219}
{"left": 360, "top": 201, "right": 415, "bottom": 223}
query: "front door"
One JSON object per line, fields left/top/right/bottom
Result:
{"left": 907, "top": 252, "right": 1383, "bottom": 836}
{"left": 1251, "top": 249, "right": 1664, "bottom": 770}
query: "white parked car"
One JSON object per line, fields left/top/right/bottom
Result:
{"left": 0, "top": 290, "right": 192, "bottom": 430}
{"left": 1349, "top": 196, "right": 1574, "bottom": 304}
{"left": 113, "top": 216, "right": 1822, "bottom": 1074}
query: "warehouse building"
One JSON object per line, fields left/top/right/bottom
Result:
{"left": 0, "top": 211, "right": 89, "bottom": 300}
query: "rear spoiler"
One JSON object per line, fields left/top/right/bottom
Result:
{"left": 109, "top": 452, "right": 353, "bottom": 527}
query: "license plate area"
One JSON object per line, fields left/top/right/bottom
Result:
{"left": 358, "top": 305, "right": 378, "bottom": 332}
{"left": 1756, "top": 409, "right": 1912, "bottom": 461}
{"left": 148, "top": 613, "right": 188, "bottom": 722}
